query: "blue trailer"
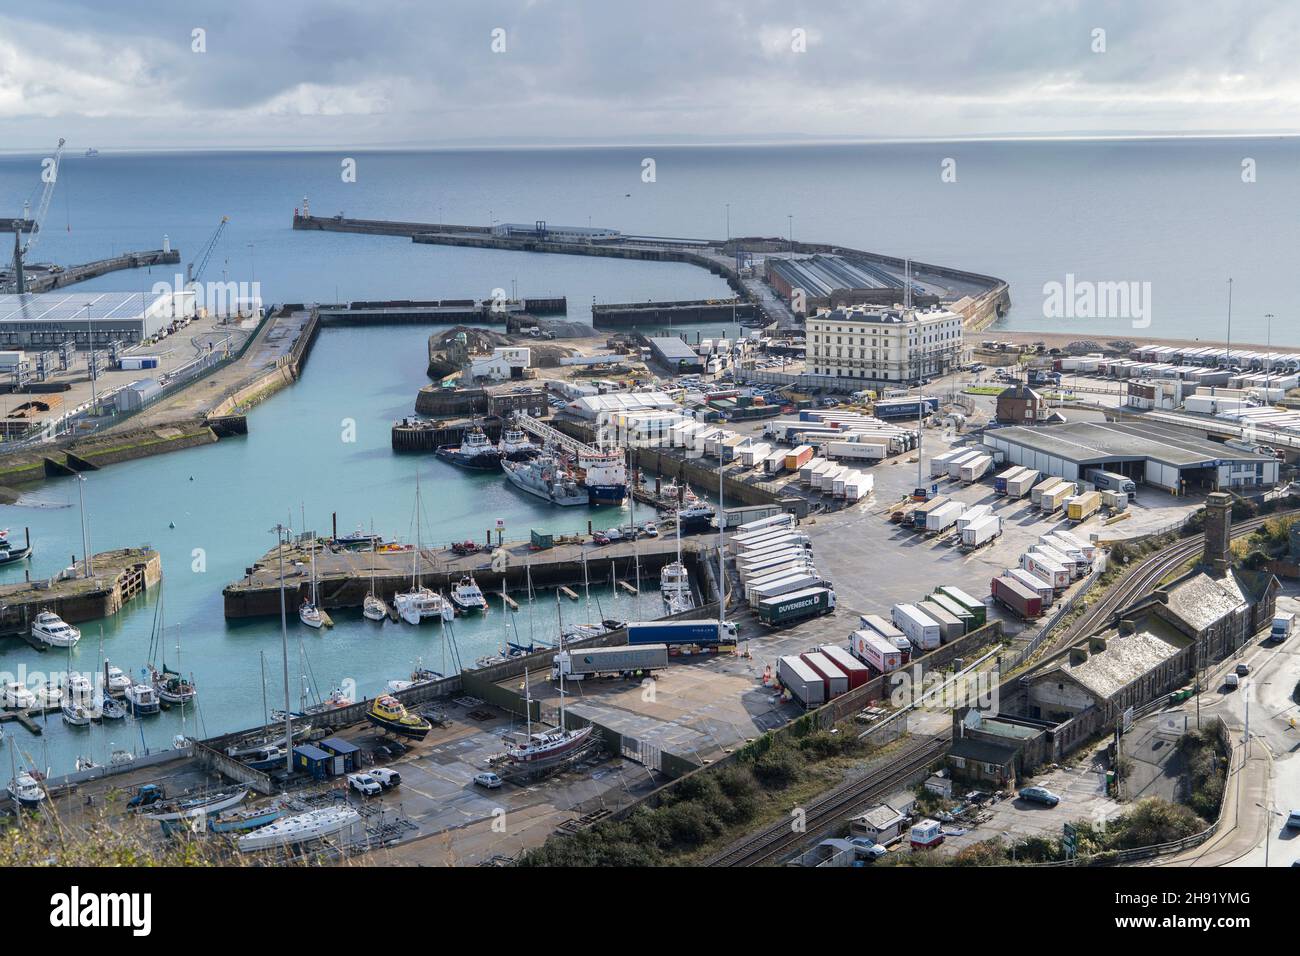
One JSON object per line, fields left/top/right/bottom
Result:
{"left": 873, "top": 397, "right": 939, "bottom": 420}
{"left": 626, "top": 620, "right": 739, "bottom": 646}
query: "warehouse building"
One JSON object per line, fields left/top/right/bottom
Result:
{"left": 0, "top": 290, "right": 194, "bottom": 348}
{"left": 982, "top": 421, "right": 1278, "bottom": 493}
{"left": 647, "top": 336, "right": 705, "bottom": 373}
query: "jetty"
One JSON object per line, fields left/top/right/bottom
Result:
{"left": 0, "top": 547, "right": 162, "bottom": 642}
{"left": 222, "top": 535, "right": 707, "bottom": 619}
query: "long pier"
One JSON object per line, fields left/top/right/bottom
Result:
{"left": 10, "top": 249, "right": 182, "bottom": 294}
{"left": 0, "top": 547, "right": 162, "bottom": 640}
{"left": 222, "top": 535, "right": 708, "bottom": 619}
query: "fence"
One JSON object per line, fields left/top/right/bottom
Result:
{"left": 1000, "top": 566, "right": 1104, "bottom": 673}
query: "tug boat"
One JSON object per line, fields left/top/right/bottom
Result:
{"left": 497, "top": 423, "right": 539, "bottom": 461}
{"left": 365, "top": 695, "right": 433, "bottom": 741}
{"left": 31, "top": 610, "right": 80, "bottom": 648}
{"left": 450, "top": 574, "right": 488, "bottom": 613}
{"left": 435, "top": 425, "right": 501, "bottom": 470}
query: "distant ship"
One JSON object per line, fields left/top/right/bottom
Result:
{"left": 579, "top": 449, "right": 627, "bottom": 505}
{"left": 497, "top": 424, "right": 539, "bottom": 461}
{"left": 84, "top": 148, "right": 99, "bottom": 158}
{"left": 501, "top": 455, "right": 589, "bottom": 506}
{"left": 435, "top": 425, "right": 501, "bottom": 470}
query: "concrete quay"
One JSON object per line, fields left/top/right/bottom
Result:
{"left": 3, "top": 248, "right": 181, "bottom": 294}
{"left": 222, "top": 535, "right": 709, "bottom": 619}
{"left": 0, "top": 547, "right": 161, "bottom": 641}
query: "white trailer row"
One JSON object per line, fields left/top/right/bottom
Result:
{"left": 891, "top": 603, "right": 942, "bottom": 652}
{"left": 960, "top": 514, "right": 1002, "bottom": 549}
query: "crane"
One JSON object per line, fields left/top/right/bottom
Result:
{"left": 186, "top": 215, "right": 229, "bottom": 287}
{"left": 8, "top": 137, "right": 66, "bottom": 294}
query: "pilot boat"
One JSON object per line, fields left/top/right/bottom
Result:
{"left": 450, "top": 574, "right": 488, "bottom": 614}
{"left": 365, "top": 695, "right": 433, "bottom": 741}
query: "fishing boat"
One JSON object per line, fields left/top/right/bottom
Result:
{"left": 103, "top": 661, "right": 131, "bottom": 697}
{"left": 497, "top": 422, "right": 539, "bottom": 461}
{"left": 31, "top": 610, "right": 80, "bottom": 648}
{"left": 139, "top": 787, "right": 248, "bottom": 822}
{"left": 394, "top": 472, "right": 454, "bottom": 624}
{"left": 1, "top": 680, "right": 36, "bottom": 710}
{"left": 363, "top": 538, "right": 386, "bottom": 621}
{"left": 298, "top": 543, "right": 324, "bottom": 629}
{"left": 0, "top": 528, "right": 31, "bottom": 565}
{"left": 123, "top": 680, "right": 160, "bottom": 717}
{"left": 578, "top": 449, "right": 627, "bottom": 505}
{"left": 435, "top": 425, "right": 501, "bottom": 470}
{"left": 365, "top": 695, "right": 432, "bottom": 741}
{"left": 501, "top": 454, "right": 589, "bottom": 506}
{"left": 150, "top": 666, "right": 196, "bottom": 706}
{"left": 450, "top": 574, "right": 488, "bottom": 614}
{"left": 236, "top": 806, "right": 361, "bottom": 852}
{"left": 7, "top": 771, "right": 45, "bottom": 807}
{"left": 210, "top": 802, "right": 285, "bottom": 833}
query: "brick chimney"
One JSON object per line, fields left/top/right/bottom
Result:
{"left": 1203, "top": 492, "right": 1232, "bottom": 575}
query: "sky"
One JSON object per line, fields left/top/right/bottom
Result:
{"left": 2, "top": 0, "right": 1298, "bottom": 150}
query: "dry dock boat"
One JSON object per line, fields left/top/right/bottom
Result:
{"left": 139, "top": 787, "right": 248, "bottom": 822}
{"left": 366, "top": 695, "right": 433, "bottom": 741}
{"left": 237, "top": 806, "right": 361, "bottom": 852}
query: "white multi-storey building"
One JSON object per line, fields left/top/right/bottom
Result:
{"left": 806, "top": 305, "right": 967, "bottom": 383}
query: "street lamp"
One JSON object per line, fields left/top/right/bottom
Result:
{"left": 787, "top": 214, "right": 793, "bottom": 251}
{"left": 1256, "top": 802, "right": 1283, "bottom": 867}
{"left": 1265, "top": 313, "right": 1274, "bottom": 374}
{"left": 84, "top": 303, "right": 97, "bottom": 415}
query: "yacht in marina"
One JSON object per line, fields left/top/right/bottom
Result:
{"left": 394, "top": 473, "right": 454, "bottom": 625}
{"left": 450, "top": 574, "right": 488, "bottom": 613}
{"left": 103, "top": 661, "right": 132, "bottom": 697}
{"left": 660, "top": 510, "right": 696, "bottom": 615}
{"left": 31, "top": 610, "right": 80, "bottom": 648}
{"left": 299, "top": 543, "right": 324, "bottom": 629}
{"left": 363, "top": 539, "right": 386, "bottom": 621}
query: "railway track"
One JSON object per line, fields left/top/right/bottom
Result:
{"left": 1045, "top": 507, "right": 1298, "bottom": 658}
{"left": 706, "top": 734, "right": 949, "bottom": 867}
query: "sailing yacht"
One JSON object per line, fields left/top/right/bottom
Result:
{"left": 31, "top": 610, "right": 80, "bottom": 648}
{"left": 147, "top": 590, "right": 197, "bottom": 706}
{"left": 363, "top": 539, "right": 386, "bottom": 621}
{"left": 394, "top": 472, "right": 453, "bottom": 625}
{"left": 61, "top": 672, "right": 95, "bottom": 726}
{"left": 450, "top": 574, "right": 488, "bottom": 613}
{"left": 298, "top": 541, "right": 324, "bottom": 629}
{"left": 237, "top": 806, "right": 361, "bottom": 852}
{"left": 506, "top": 665, "right": 593, "bottom": 764}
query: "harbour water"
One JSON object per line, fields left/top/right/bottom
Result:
{"left": 2, "top": 137, "right": 1296, "bottom": 773}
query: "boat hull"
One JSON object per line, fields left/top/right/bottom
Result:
{"left": 435, "top": 447, "right": 501, "bottom": 470}
{"left": 365, "top": 712, "right": 432, "bottom": 741}
{"left": 586, "top": 483, "right": 626, "bottom": 506}
{"left": 502, "top": 464, "right": 589, "bottom": 506}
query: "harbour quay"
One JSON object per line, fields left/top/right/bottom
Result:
{"left": 0, "top": 546, "right": 161, "bottom": 641}
{"left": 221, "top": 535, "right": 711, "bottom": 619}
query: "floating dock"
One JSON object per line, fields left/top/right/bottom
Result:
{"left": 222, "top": 536, "right": 704, "bottom": 619}
{"left": 0, "top": 547, "right": 162, "bottom": 642}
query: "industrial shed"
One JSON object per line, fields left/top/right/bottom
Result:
{"left": 647, "top": 336, "right": 704, "bottom": 373}
{"left": 0, "top": 290, "right": 194, "bottom": 348}
{"left": 983, "top": 421, "right": 1278, "bottom": 493}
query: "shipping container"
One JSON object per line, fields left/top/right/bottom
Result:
{"left": 925, "top": 592, "right": 975, "bottom": 633}
{"left": 959, "top": 454, "right": 993, "bottom": 484}
{"left": 932, "top": 587, "right": 987, "bottom": 628}
{"left": 1021, "top": 551, "right": 1070, "bottom": 590}
{"left": 956, "top": 504, "right": 993, "bottom": 531}
{"left": 991, "top": 575, "right": 1043, "bottom": 619}
{"left": 736, "top": 512, "right": 796, "bottom": 535}
{"left": 755, "top": 587, "right": 836, "bottom": 627}
{"left": 818, "top": 645, "right": 871, "bottom": 689}
{"left": 917, "top": 600, "right": 964, "bottom": 643}
{"left": 799, "top": 457, "right": 830, "bottom": 485}
{"left": 801, "top": 651, "right": 849, "bottom": 699}
{"left": 891, "top": 603, "right": 942, "bottom": 652}
{"left": 552, "top": 644, "right": 669, "bottom": 680}
{"left": 960, "top": 513, "right": 1002, "bottom": 549}
{"left": 778, "top": 655, "right": 826, "bottom": 708}
{"left": 1006, "top": 469, "right": 1040, "bottom": 498}
{"left": 911, "top": 495, "right": 952, "bottom": 529}
{"left": 785, "top": 445, "right": 815, "bottom": 471}
{"left": 924, "top": 500, "right": 964, "bottom": 534}
{"left": 1007, "top": 567, "right": 1055, "bottom": 606}
{"left": 826, "top": 440, "right": 889, "bottom": 461}
{"left": 850, "top": 629, "right": 905, "bottom": 674}
{"left": 1066, "top": 490, "right": 1102, "bottom": 523}
{"left": 946, "top": 450, "right": 982, "bottom": 480}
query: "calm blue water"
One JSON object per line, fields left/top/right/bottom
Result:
{"left": 0, "top": 139, "right": 1295, "bottom": 773}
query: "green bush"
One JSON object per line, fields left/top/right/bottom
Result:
{"left": 1105, "top": 797, "right": 1205, "bottom": 849}
{"left": 752, "top": 743, "right": 805, "bottom": 788}
{"left": 798, "top": 729, "right": 854, "bottom": 760}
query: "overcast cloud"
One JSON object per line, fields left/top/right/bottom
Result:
{"left": 2, "top": 0, "right": 1298, "bottom": 150}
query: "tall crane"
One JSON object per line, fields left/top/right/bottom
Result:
{"left": 186, "top": 215, "right": 229, "bottom": 287}
{"left": 8, "top": 137, "right": 66, "bottom": 294}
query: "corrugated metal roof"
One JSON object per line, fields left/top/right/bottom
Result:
{"left": 0, "top": 291, "right": 156, "bottom": 323}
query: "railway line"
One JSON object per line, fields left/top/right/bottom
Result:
{"left": 705, "top": 734, "right": 949, "bottom": 867}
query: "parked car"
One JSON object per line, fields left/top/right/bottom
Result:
{"left": 473, "top": 772, "right": 503, "bottom": 790}
{"left": 369, "top": 768, "right": 401, "bottom": 790}
{"left": 848, "top": 837, "right": 888, "bottom": 861}
{"left": 592, "top": 531, "right": 611, "bottom": 546}
{"left": 1286, "top": 809, "right": 1300, "bottom": 830}
{"left": 642, "top": 522, "right": 659, "bottom": 537}
{"left": 1225, "top": 673, "right": 1240, "bottom": 690}
{"left": 1017, "top": 786, "right": 1060, "bottom": 807}
{"left": 347, "top": 773, "right": 382, "bottom": 797}
{"left": 1235, "top": 663, "right": 1250, "bottom": 677}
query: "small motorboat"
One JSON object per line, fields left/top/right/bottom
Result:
{"left": 103, "top": 661, "right": 132, "bottom": 697}
{"left": 365, "top": 695, "right": 433, "bottom": 741}
{"left": 2, "top": 680, "right": 36, "bottom": 710}
{"left": 123, "top": 680, "right": 160, "bottom": 717}
{"left": 31, "top": 610, "right": 80, "bottom": 648}
{"left": 450, "top": 574, "right": 488, "bottom": 614}
{"left": 210, "top": 801, "right": 285, "bottom": 833}
{"left": 109, "top": 749, "right": 135, "bottom": 767}
{"left": 7, "top": 771, "right": 45, "bottom": 807}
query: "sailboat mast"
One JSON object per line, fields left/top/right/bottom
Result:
{"left": 718, "top": 454, "right": 725, "bottom": 630}
{"left": 275, "top": 523, "right": 293, "bottom": 774}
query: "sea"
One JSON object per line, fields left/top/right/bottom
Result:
{"left": 0, "top": 137, "right": 1296, "bottom": 772}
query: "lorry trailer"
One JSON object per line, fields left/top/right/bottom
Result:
{"left": 1021, "top": 551, "right": 1070, "bottom": 590}
{"left": 1005, "top": 468, "right": 1040, "bottom": 498}
{"left": 891, "top": 603, "right": 942, "bottom": 652}
{"left": 917, "top": 600, "right": 963, "bottom": 643}
{"left": 960, "top": 514, "right": 1002, "bottom": 549}
{"left": 1007, "top": 567, "right": 1055, "bottom": 607}
{"left": 756, "top": 587, "right": 836, "bottom": 626}
{"left": 801, "top": 651, "right": 849, "bottom": 699}
{"left": 994, "top": 465, "right": 1026, "bottom": 494}
{"left": 818, "top": 644, "right": 871, "bottom": 689}
{"left": 932, "top": 587, "right": 987, "bottom": 628}
{"left": 925, "top": 592, "right": 975, "bottom": 633}
{"left": 851, "top": 629, "right": 905, "bottom": 674}
{"left": 991, "top": 575, "right": 1043, "bottom": 619}
{"left": 777, "top": 655, "right": 827, "bottom": 708}
{"left": 1066, "top": 490, "right": 1102, "bottom": 523}
{"left": 553, "top": 644, "right": 669, "bottom": 680}
{"left": 625, "top": 620, "right": 739, "bottom": 646}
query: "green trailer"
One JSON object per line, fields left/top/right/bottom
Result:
{"left": 927, "top": 591, "right": 976, "bottom": 634}
{"left": 935, "top": 585, "right": 987, "bottom": 628}
{"left": 530, "top": 529, "right": 554, "bottom": 550}
{"left": 755, "top": 586, "right": 836, "bottom": 627}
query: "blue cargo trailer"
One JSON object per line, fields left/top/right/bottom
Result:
{"left": 626, "top": 620, "right": 739, "bottom": 646}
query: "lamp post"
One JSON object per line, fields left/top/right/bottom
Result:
{"left": 1265, "top": 313, "right": 1274, "bottom": 374}
{"left": 84, "top": 304, "right": 98, "bottom": 415}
